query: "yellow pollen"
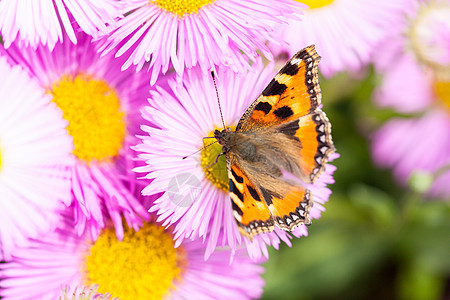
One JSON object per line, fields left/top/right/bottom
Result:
{"left": 299, "top": 0, "right": 335, "bottom": 10}
{"left": 435, "top": 81, "right": 450, "bottom": 110}
{"left": 85, "top": 223, "right": 185, "bottom": 300}
{"left": 151, "top": 0, "right": 215, "bottom": 17}
{"left": 50, "top": 75, "right": 126, "bottom": 162}
{"left": 201, "top": 128, "right": 233, "bottom": 192}
{"left": 0, "top": 142, "right": 2, "bottom": 171}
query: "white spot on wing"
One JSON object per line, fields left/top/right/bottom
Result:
{"left": 233, "top": 211, "right": 242, "bottom": 222}
{"left": 291, "top": 58, "right": 302, "bottom": 65}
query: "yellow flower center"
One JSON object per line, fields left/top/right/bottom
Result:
{"left": 201, "top": 128, "right": 232, "bottom": 192}
{"left": 408, "top": 1, "right": 450, "bottom": 77}
{"left": 151, "top": 0, "right": 215, "bottom": 17}
{"left": 50, "top": 75, "right": 126, "bottom": 163}
{"left": 299, "top": 0, "right": 335, "bottom": 9}
{"left": 435, "top": 80, "right": 450, "bottom": 110}
{"left": 0, "top": 142, "right": 2, "bottom": 171}
{"left": 85, "top": 223, "right": 185, "bottom": 300}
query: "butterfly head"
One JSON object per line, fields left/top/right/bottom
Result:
{"left": 214, "top": 128, "right": 232, "bottom": 147}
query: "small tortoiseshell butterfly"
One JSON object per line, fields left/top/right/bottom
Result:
{"left": 214, "top": 45, "right": 335, "bottom": 239}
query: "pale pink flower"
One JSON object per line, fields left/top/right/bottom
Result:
{"left": 272, "top": 0, "right": 407, "bottom": 77}
{"left": 0, "top": 212, "right": 265, "bottom": 300}
{"left": 0, "top": 0, "right": 124, "bottom": 50}
{"left": 372, "top": 0, "right": 450, "bottom": 198}
{"left": 1, "top": 32, "right": 151, "bottom": 239}
{"left": 98, "top": 0, "right": 304, "bottom": 84}
{"left": 0, "top": 56, "right": 73, "bottom": 259}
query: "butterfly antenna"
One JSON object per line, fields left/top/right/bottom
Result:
{"left": 211, "top": 71, "right": 226, "bottom": 130}
{"left": 182, "top": 140, "right": 218, "bottom": 160}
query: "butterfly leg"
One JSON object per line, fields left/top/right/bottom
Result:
{"left": 205, "top": 151, "right": 226, "bottom": 169}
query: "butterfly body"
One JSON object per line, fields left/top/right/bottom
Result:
{"left": 216, "top": 45, "right": 335, "bottom": 239}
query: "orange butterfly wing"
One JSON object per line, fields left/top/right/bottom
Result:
{"left": 266, "top": 186, "right": 312, "bottom": 231}
{"left": 228, "top": 154, "right": 313, "bottom": 239}
{"left": 227, "top": 156, "right": 274, "bottom": 238}
{"left": 237, "top": 45, "right": 321, "bottom": 131}
{"left": 228, "top": 45, "right": 335, "bottom": 239}
{"left": 237, "top": 45, "right": 334, "bottom": 183}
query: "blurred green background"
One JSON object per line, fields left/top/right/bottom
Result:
{"left": 261, "top": 70, "right": 450, "bottom": 300}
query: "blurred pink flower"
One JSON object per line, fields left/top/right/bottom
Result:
{"left": 0, "top": 56, "right": 73, "bottom": 260}
{"left": 0, "top": 0, "right": 124, "bottom": 50}
{"left": 134, "top": 61, "right": 337, "bottom": 260}
{"left": 0, "top": 211, "right": 265, "bottom": 300}
{"left": 1, "top": 32, "right": 151, "bottom": 239}
{"left": 272, "top": 0, "right": 406, "bottom": 77}
{"left": 98, "top": 0, "right": 304, "bottom": 84}
{"left": 373, "top": 110, "right": 450, "bottom": 197}
{"left": 372, "top": 0, "right": 450, "bottom": 198}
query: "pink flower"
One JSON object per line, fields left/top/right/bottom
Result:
{"left": 0, "top": 0, "right": 124, "bottom": 50}
{"left": 271, "top": 0, "right": 407, "bottom": 77}
{"left": 0, "top": 56, "right": 73, "bottom": 260}
{"left": 372, "top": 0, "right": 450, "bottom": 198}
{"left": 0, "top": 211, "right": 265, "bottom": 300}
{"left": 1, "top": 32, "right": 151, "bottom": 239}
{"left": 98, "top": 0, "right": 304, "bottom": 84}
{"left": 373, "top": 110, "right": 450, "bottom": 198}
{"left": 134, "top": 60, "right": 337, "bottom": 260}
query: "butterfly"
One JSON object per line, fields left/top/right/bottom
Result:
{"left": 214, "top": 45, "right": 335, "bottom": 239}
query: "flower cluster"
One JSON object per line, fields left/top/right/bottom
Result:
{"left": 1, "top": 0, "right": 441, "bottom": 299}
{"left": 371, "top": 0, "right": 450, "bottom": 198}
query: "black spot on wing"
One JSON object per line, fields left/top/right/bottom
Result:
{"left": 273, "top": 106, "right": 294, "bottom": 119}
{"left": 229, "top": 180, "right": 243, "bottom": 202}
{"left": 297, "top": 49, "right": 309, "bottom": 61}
{"left": 254, "top": 102, "right": 272, "bottom": 115}
{"left": 247, "top": 185, "right": 261, "bottom": 202}
{"left": 278, "top": 120, "right": 300, "bottom": 141}
{"left": 279, "top": 61, "right": 300, "bottom": 76}
{"left": 260, "top": 187, "right": 273, "bottom": 205}
{"left": 262, "top": 79, "right": 287, "bottom": 96}
{"left": 232, "top": 201, "right": 243, "bottom": 216}
{"left": 231, "top": 168, "right": 244, "bottom": 184}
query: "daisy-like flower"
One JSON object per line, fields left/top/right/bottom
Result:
{"left": 1, "top": 32, "right": 150, "bottom": 240}
{"left": 134, "top": 61, "right": 338, "bottom": 260}
{"left": 0, "top": 57, "right": 73, "bottom": 259}
{"left": 0, "top": 0, "right": 124, "bottom": 50}
{"left": 372, "top": 0, "right": 450, "bottom": 198}
{"left": 373, "top": 111, "right": 450, "bottom": 197}
{"left": 98, "top": 0, "right": 304, "bottom": 84}
{"left": 271, "top": 0, "right": 407, "bottom": 77}
{"left": 0, "top": 212, "right": 265, "bottom": 300}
